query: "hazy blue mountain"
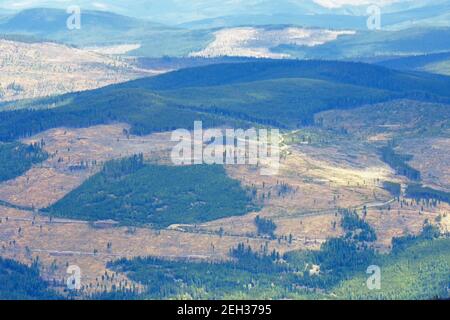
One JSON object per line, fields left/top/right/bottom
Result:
{"left": 179, "top": 1, "right": 450, "bottom": 30}
{"left": 2, "top": 4, "right": 450, "bottom": 59}
{"left": 179, "top": 13, "right": 367, "bottom": 30}
{"left": 282, "top": 27, "right": 450, "bottom": 60}
{"left": 383, "top": 1, "right": 450, "bottom": 25}
{"left": 0, "top": 0, "right": 330, "bottom": 24}
{"left": 0, "top": 8, "right": 211, "bottom": 57}
{"left": 381, "top": 0, "right": 449, "bottom": 13}
{"left": 0, "top": 7, "right": 165, "bottom": 34}
{"left": 1, "top": 0, "right": 449, "bottom": 26}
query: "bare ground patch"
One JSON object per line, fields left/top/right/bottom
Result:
{"left": 0, "top": 124, "right": 174, "bottom": 208}
{"left": 0, "top": 125, "right": 447, "bottom": 295}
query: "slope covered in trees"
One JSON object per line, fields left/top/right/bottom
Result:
{"left": 0, "top": 258, "right": 61, "bottom": 300}
{"left": 118, "top": 60, "right": 450, "bottom": 96}
{"left": 46, "top": 156, "right": 257, "bottom": 228}
{"left": 378, "top": 52, "right": 450, "bottom": 75}
{"left": 2, "top": 60, "right": 450, "bottom": 141}
{"left": 316, "top": 99, "right": 450, "bottom": 140}
{"left": 0, "top": 141, "right": 47, "bottom": 182}
{"left": 334, "top": 235, "right": 450, "bottom": 300}
{"left": 103, "top": 217, "right": 448, "bottom": 300}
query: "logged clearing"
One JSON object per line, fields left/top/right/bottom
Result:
{"left": 0, "top": 124, "right": 174, "bottom": 208}
{"left": 190, "top": 27, "right": 355, "bottom": 59}
{"left": 0, "top": 205, "right": 303, "bottom": 294}
{"left": 0, "top": 123, "right": 447, "bottom": 295}
{"left": 397, "top": 138, "right": 450, "bottom": 191}
{"left": 0, "top": 40, "right": 156, "bottom": 104}
{"left": 364, "top": 201, "right": 449, "bottom": 251}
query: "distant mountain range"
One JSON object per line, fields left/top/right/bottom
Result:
{"left": 179, "top": 2, "right": 450, "bottom": 30}
{"left": 0, "top": 8, "right": 169, "bottom": 36}
{"left": 1, "top": 6, "right": 450, "bottom": 59}
{"left": 0, "top": 0, "right": 343, "bottom": 23}
{"left": 1, "top": 0, "right": 449, "bottom": 27}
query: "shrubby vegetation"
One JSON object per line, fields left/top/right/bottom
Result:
{"left": 254, "top": 216, "right": 277, "bottom": 239}
{"left": 101, "top": 238, "right": 331, "bottom": 299}
{"left": 0, "top": 141, "right": 47, "bottom": 182}
{"left": 340, "top": 209, "right": 377, "bottom": 242}
{"left": 46, "top": 156, "right": 257, "bottom": 228}
{"left": 0, "top": 258, "right": 61, "bottom": 300}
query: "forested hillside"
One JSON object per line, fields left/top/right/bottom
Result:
{"left": 118, "top": 60, "right": 450, "bottom": 95}
{"left": 334, "top": 236, "right": 450, "bottom": 299}
{"left": 301, "top": 27, "right": 450, "bottom": 60}
{"left": 46, "top": 156, "right": 257, "bottom": 228}
{"left": 0, "top": 141, "right": 47, "bottom": 182}
{"left": 102, "top": 221, "right": 449, "bottom": 300}
{"left": 378, "top": 52, "right": 450, "bottom": 74}
{"left": 2, "top": 60, "right": 450, "bottom": 141}
{"left": 0, "top": 258, "right": 61, "bottom": 300}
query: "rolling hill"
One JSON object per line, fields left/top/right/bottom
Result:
{"left": 0, "top": 8, "right": 212, "bottom": 57}
{"left": 179, "top": 13, "right": 367, "bottom": 30}
{"left": 288, "top": 27, "right": 450, "bottom": 60}
{"left": 3, "top": 8, "right": 450, "bottom": 60}
{"left": 0, "top": 4, "right": 450, "bottom": 59}
{"left": 1, "top": 60, "right": 450, "bottom": 142}
{"left": 1, "top": 2, "right": 450, "bottom": 302}
{"left": 178, "top": 2, "right": 450, "bottom": 31}
{"left": 0, "top": 38, "right": 151, "bottom": 103}
{"left": 117, "top": 60, "right": 450, "bottom": 95}
{"left": 0, "top": 8, "right": 165, "bottom": 35}
{"left": 377, "top": 52, "right": 450, "bottom": 76}
{"left": 2, "top": 0, "right": 449, "bottom": 29}
{"left": 317, "top": 99, "right": 450, "bottom": 139}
